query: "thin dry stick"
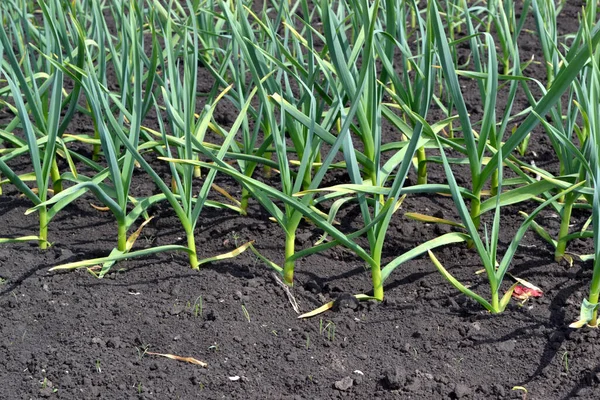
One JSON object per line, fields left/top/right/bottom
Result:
{"left": 146, "top": 352, "right": 207, "bottom": 367}
{"left": 271, "top": 272, "right": 300, "bottom": 314}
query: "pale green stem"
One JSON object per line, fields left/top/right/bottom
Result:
{"left": 589, "top": 291, "right": 599, "bottom": 327}
{"left": 50, "top": 158, "right": 63, "bottom": 194}
{"left": 262, "top": 164, "right": 272, "bottom": 178}
{"left": 555, "top": 193, "right": 575, "bottom": 262}
{"left": 470, "top": 192, "right": 482, "bottom": 229}
{"left": 92, "top": 130, "right": 101, "bottom": 162}
{"left": 467, "top": 191, "right": 482, "bottom": 249}
{"left": 371, "top": 250, "right": 383, "bottom": 301}
{"left": 171, "top": 177, "right": 178, "bottom": 195}
{"left": 490, "top": 169, "right": 498, "bottom": 196}
{"left": 39, "top": 207, "right": 48, "bottom": 250}
{"left": 491, "top": 289, "right": 499, "bottom": 314}
{"left": 240, "top": 187, "right": 250, "bottom": 216}
{"left": 117, "top": 221, "right": 127, "bottom": 252}
{"left": 193, "top": 164, "right": 201, "bottom": 178}
{"left": 416, "top": 146, "right": 427, "bottom": 185}
{"left": 283, "top": 230, "right": 296, "bottom": 286}
{"left": 186, "top": 228, "right": 199, "bottom": 270}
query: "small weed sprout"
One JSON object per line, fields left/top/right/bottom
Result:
{"left": 318, "top": 318, "right": 336, "bottom": 341}
{"left": 143, "top": 235, "right": 156, "bottom": 245}
{"left": 136, "top": 344, "right": 150, "bottom": 361}
{"left": 241, "top": 304, "right": 250, "bottom": 322}
{"left": 319, "top": 318, "right": 324, "bottom": 336}
{"left": 193, "top": 296, "right": 203, "bottom": 318}
{"left": 326, "top": 321, "right": 336, "bottom": 341}
{"left": 95, "top": 359, "right": 101, "bottom": 373}
{"left": 40, "top": 378, "right": 58, "bottom": 393}
{"left": 208, "top": 343, "right": 219, "bottom": 352}
{"left": 231, "top": 231, "right": 241, "bottom": 247}
{"left": 562, "top": 351, "right": 569, "bottom": 373}
{"left": 305, "top": 334, "right": 310, "bottom": 349}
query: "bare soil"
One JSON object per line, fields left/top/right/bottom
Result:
{"left": 1, "top": 2, "right": 598, "bottom": 399}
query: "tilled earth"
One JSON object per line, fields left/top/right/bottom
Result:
{"left": 1, "top": 1, "right": 598, "bottom": 399}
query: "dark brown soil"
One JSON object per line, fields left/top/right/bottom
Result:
{"left": 1, "top": 2, "right": 598, "bottom": 400}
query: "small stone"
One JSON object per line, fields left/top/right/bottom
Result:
{"left": 304, "top": 280, "right": 321, "bottom": 294}
{"left": 334, "top": 376, "right": 353, "bottom": 391}
{"left": 497, "top": 340, "right": 516, "bottom": 353}
{"left": 492, "top": 383, "right": 505, "bottom": 397}
{"left": 204, "top": 295, "right": 216, "bottom": 303}
{"left": 296, "top": 231, "right": 312, "bottom": 245}
{"left": 170, "top": 284, "right": 182, "bottom": 296}
{"left": 366, "top": 299, "right": 379, "bottom": 311}
{"left": 57, "top": 248, "right": 74, "bottom": 261}
{"left": 549, "top": 331, "right": 564, "bottom": 343}
{"left": 383, "top": 366, "right": 406, "bottom": 390}
{"left": 423, "top": 341, "right": 432, "bottom": 353}
{"left": 333, "top": 293, "right": 359, "bottom": 312}
{"left": 384, "top": 297, "right": 397, "bottom": 307}
{"left": 254, "top": 224, "right": 267, "bottom": 232}
{"left": 247, "top": 278, "right": 262, "bottom": 288}
{"left": 326, "top": 284, "right": 343, "bottom": 293}
{"left": 170, "top": 304, "right": 185, "bottom": 315}
{"left": 39, "top": 387, "right": 54, "bottom": 398}
{"left": 453, "top": 383, "right": 471, "bottom": 398}
{"left": 206, "top": 310, "right": 218, "bottom": 321}
{"left": 345, "top": 319, "right": 356, "bottom": 331}
{"left": 61, "top": 375, "right": 73, "bottom": 388}
{"left": 406, "top": 377, "right": 422, "bottom": 392}
{"left": 107, "top": 337, "right": 122, "bottom": 348}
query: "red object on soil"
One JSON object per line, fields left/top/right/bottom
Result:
{"left": 512, "top": 285, "right": 543, "bottom": 300}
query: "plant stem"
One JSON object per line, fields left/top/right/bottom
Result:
{"left": 416, "top": 146, "right": 427, "bottom": 185}
{"left": 186, "top": 227, "right": 199, "bottom": 269}
{"left": 92, "top": 130, "right": 101, "bottom": 162}
{"left": 491, "top": 290, "right": 499, "bottom": 314}
{"left": 50, "top": 159, "right": 63, "bottom": 194}
{"left": 117, "top": 221, "right": 127, "bottom": 252}
{"left": 283, "top": 230, "right": 296, "bottom": 286}
{"left": 588, "top": 289, "right": 600, "bottom": 327}
{"left": 371, "top": 251, "right": 383, "bottom": 301}
{"left": 39, "top": 207, "right": 48, "bottom": 250}
{"left": 490, "top": 169, "right": 498, "bottom": 196}
{"left": 171, "top": 177, "right": 178, "bottom": 194}
{"left": 470, "top": 192, "right": 482, "bottom": 229}
{"left": 555, "top": 193, "right": 575, "bottom": 262}
{"left": 240, "top": 187, "right": 250, "bottom": 216}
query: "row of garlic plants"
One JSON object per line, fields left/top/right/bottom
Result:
{"left": 1, "top": 0, "right": 600, "bottom": 324}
